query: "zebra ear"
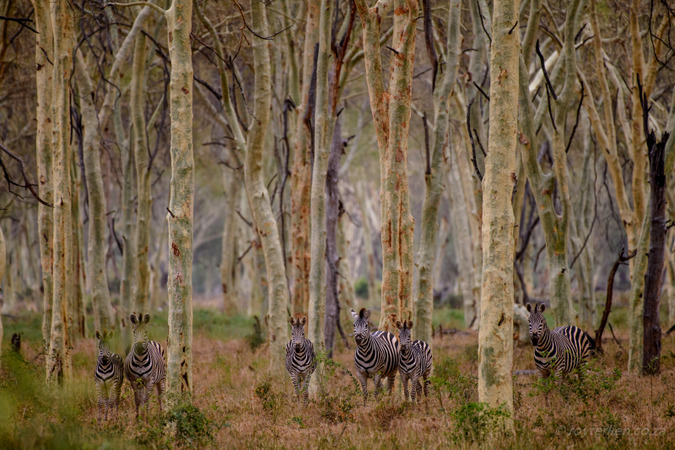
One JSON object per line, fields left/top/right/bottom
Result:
{"left": 395, "top": 321, "right": 403, "bottom": 329}
{"left": 143, "top": 314, "right": 151, "bottom": 324}
{"left": 130, "top": 314, "right": 138, "bottom": 325}
{"left": 289, "top": 316, "right": 296, "bottom": 326}
{"left": 526, "top": 303, "right": 532, "bottom": 313}
{"left": 362, "top": 309, "right": 371, "bottom": 319}
{"left": 351, "top": 309, "right": 359, "bottom": 321}
{"left": 407, "top": 320, "right": 413, "bottom": 329}
{"left": 300, "top": 316, "right": 307, "bottom": 326}
{"left": 95, "top": 330, "right": 101, "bottom": 340}
{"left": 538, "top": 303, "right": 546, "bottom": 313}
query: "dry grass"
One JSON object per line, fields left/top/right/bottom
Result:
{"left": 2, "top": 307, "right": 675, "bottom": 449}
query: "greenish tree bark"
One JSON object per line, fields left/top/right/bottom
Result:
{"left": 131, "top": 31, "right": 152, "bottom": 315}
{"left": 163, "top": 0, "right": 194, "bottom": 403}
{"left": 245, "top": 0, "right": 289, "bottom": 374}
{"left": 74, "top": 52, "right": 114, "bottom": 333}
{"left": 32, "top": 0, "right": 54, "bottom": 358}
{"left": 354, "top": 0, "right": 418, "bottom": 331}
{"left": 478, "top": 0, "right": 519, "bottom": 425}
{"left": 0, "top": 224, "right": 5, "bottom": 363}
{"left": 414, "top": 0, "right": 460, "bottom": 346}
{"left": 48, "top": 0, "right": 75, "bottom": 383}
{"left": 290, "top": 0, "right": 318, "bottom": 316}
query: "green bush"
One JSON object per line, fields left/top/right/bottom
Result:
{"left": 450, "top": 402, "right": 511, "bottom": 444}
{"left": 354, "top": 277, "right": 369, "bottom": 299}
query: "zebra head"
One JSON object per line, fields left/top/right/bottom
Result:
{"left": 396, "top": 320, "right": 413, "bottom": 354}
{"left": 289, "top": 315, "right": 307, "bottom": 351}
{"left": 95, "top": 329, "right": 113, "bottom": 365}
{"left": 526, "top": 303, "right": 548, "bottom": 346}
{"left": 130, "top": 313, "right": 151, "bottom": 354}
{"left": 350, "top": 308, "right": 371, "bottom": 346}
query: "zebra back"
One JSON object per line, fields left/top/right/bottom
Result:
{"left": 354, "top": 330, "right": 400, "bottom": 378}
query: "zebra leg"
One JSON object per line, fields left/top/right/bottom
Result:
{"left": 356, "top": 370, "right": 368, "bottom": 402}
{"left": 423, "top": 376, "right": 430, "bottom": 397}
{"left": 411, "top": 374, "right": 419, "bottom": 403}
{"left": 386, "top": 374, "right": 395, "bottom": 395}
{"left": 156, "top": 380, "right": 165, "bottom": 415}
{"left": 302, "top": 374, "right": 311, "bottom": 404}
{"left": 373, "top": 373, "right": 383, "bottom": 398}
{"left": 290, "top": 373, "right": 301, "bottom": 401}
{"left": 133, "top": 386, "right": 142, "bottom": 419}
{"left": 401, "top": 373, "right": 410, "bottom": 401}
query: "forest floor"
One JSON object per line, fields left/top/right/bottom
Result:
{"left": 1, "top": 299, "right": 675, "bottom": 449}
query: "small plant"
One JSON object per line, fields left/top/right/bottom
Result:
{"left": 354, "top": 277, "right": 369, "bottom": 299}
{"left": 165, "top": 403, "right": 213, "bottom": 447}
{"left": 254, "top": 379, "right": 277, "bottom": 410}
{"left": 431, "top": 356, "right": 477, "bottom": 406}
{"left": 451, "top": 402, "right": 511, "bottom": 444}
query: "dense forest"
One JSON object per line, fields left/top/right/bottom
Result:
{"left": 0, "top": 0, "right": 674, "bottom": 447}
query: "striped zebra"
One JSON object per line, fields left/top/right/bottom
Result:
{"left": 526, "top": 302, "right": 596, "bottom": 378}
{"left": 124, "top": 314, "right": 166, "bottom": 418}
{"left": 351, "top": 308, "right": 400, "bottom": 401}
{"left": 396, "top": 320, "right": 432, "bottom": 403}
{"left": 285, "top": 315, "right": 316, "bottom": 403}
{"left": 94, "top": 330, "right": 124, "bottom": 422}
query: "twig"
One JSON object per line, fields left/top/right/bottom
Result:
{"left": 105, "top": 2, "right": 166, "bottom": 15}
{"left": 466, "top": 100, "right": 483, "bottom": 181}
{"left": 565, "top": 79, "right": 585, "bottom": 153}
{"left": 472, "top": 81, "right": 490, "bottom": 101}
{"left": 236, "top": 209, "right": 253, "bottom": 228}
{"left": 422, "top": 113, "right": 431, "bottom": 175}
{"left": 476, "top": 0, "right": 492, "bottom": 44}
{"left": 535, "top": 39, "right": 558, "bottom": 101}
{"left": 0, "top": 142, "right": 53, "bottom": 207}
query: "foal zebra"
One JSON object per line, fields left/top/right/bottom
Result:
{"left": 351, "top": 308, "right": 400, "bottom": 402}
{"left": 285, "top": 315, "right": 316, "bottom": 403}
{"left": 396, "top": 320, "right": 432, "bottom": 403}
{"left": 94, "top": 330, "right": 124, "bottom": 422}
{"left": 526, "top": 303, "right": 596, "bottom": 378}
{"left": 124, "top": 314, "right": 166, "bottom": 418}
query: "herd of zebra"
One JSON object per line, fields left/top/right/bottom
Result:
{"left": 94, "top": 314, "right": 165, "bottom": 421}
{"left": 95, "top": 303, "right": 596, "bottom": 421}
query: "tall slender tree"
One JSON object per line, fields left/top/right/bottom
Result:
{"left": 478, "top": 0, "right": 519, "bottom": 427}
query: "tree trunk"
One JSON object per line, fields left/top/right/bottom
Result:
{"left": 354, "top": 0, "right": 418, "bottom": 332}
{"left": 48, "top": 0, "right": 74, "bottom": 383}
{"left": 478, "top": 0, "right": 519, "bottom": 425}
{"left": 414, "top": 0, "right": 460, "bottom": 345}
{"left": 337, "top": 212, "right": 355, "bottom": 325}
{"left": 0, "top": 224, "right": 5, "bottom": 362}
{"left": 628, "top": 207, "right": 650, "bottom": 372}
{"left": 32, "top": 0, "right": 54, "bottom": 360}
{"left": 165, "top": 0, "right": 194, "bottom": 403}
{"left": 71, "top": 157, "right": 86, "bottom": 339}
{"left": 132, "top": 32, "right": 153, "bottom": 315}
{"left": 290, "top": 0, "right": 318, "bottom": 316}
{"left": 220, "top": 168, "right": 241, "bottom": 314}
{"left": 324, "top": 117, "right": 343, "bottom": 357}
{"left": 641, "top": 126, "right": 668, "bottom": 375}
{"left": 245, "top": 0, "right": 289, "bottom": 374}
{"left": 74, "top": 52, "right": 114, "bottom": 333}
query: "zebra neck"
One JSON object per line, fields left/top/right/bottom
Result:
{"left": 134, "top": 341, "right": 149, "bottom": 356}
{"left": 357, "top": 335, "right": 373, "bottom": 353}
{"left": 400, "top": 348, "right": 415, "bottom": 364}
{"left": 536, "top": 328, "right": 554, "bottom": 352}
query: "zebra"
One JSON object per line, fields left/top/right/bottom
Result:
{"left": 526, "top": 302, "right": 596, "bottom": 378}
{"left": 94, "top": 329, "right": 124, "bottom": 422}
{"left": 124, "top": 313, "right": 166, "bottom": 419}
{"left": 396, "top": 320, "right": 432, "bottom": 403}
{"left": 351, "top": 308, "right": 400, "bottom": 402}
{"left": 285, "top": 315, "right": 316, "bottom": 403}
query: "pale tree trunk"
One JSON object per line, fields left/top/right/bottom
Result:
{"left": 150, "top": 228, "right": 166, "bottom": 311}
{"left": 164, "top": 0, "right": 194, "bottom": 403}
{"left": 414, "top": 0, "right": 460, "bottom": 345}
{"left": 74, "top": 52, "right": 114, "bottom": 333}
{"left": 71, "top": 158, "right": 85, "bottom": 338}
{"left": 518, "top": 0, "right": 585, "bottom": 326}
{"left": 627, "top": 207, "right": 649, "bottom": 371}
{"left": 355, "top": 178, "right": 379, "bottom": 308}
{"left": 48, "top": 0, "right": 74, "bottom": 383}
{"left": 220, "top": 168, "right": 241, "bottom": 314}
{"left": 478, "top": 0, "right": 519, "bottom": 425}
{"left": 132, "top": 32, "right": 152, "bottom": 315}
{"left": 32, "top": 0, "right": 54, "bottom": 357}
{"left": 290, "top": 0, "right": 318, "bottom": 316}
{"left": 0, "top": 224, "right": 5, "bottom": 362}
{"left": 354, "top": 0, "right": 418, "bottom": 331}
{"left": 667, "top": 241, "right": 675, "bottom": 328}
{"left": 307, "top": 0, "right": 334, "bottom": 394}
{"left": 245, "top": 0, "right": 288, "bottom": 374}
{"left": 448, "top": 144, "right": 476, "bottom": 328}
{"left": 337, "top": 212, "right": 356, "bottom": 324}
